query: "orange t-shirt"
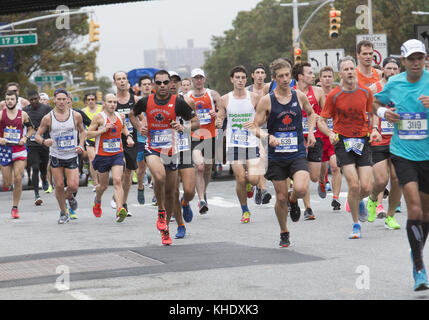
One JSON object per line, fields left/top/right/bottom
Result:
{"left": 356, "top": 67, "right": 380, "bottom": 87}
{"left": 321, "top": 85, "right": 373, "bottom": 138}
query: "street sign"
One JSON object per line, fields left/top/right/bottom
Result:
{"left": 34, "top": 75, "right": 64, "bottom": 83}
{"left": 0, "top": 33, "right": 37, "bottom": 47}
{"left": 415, "top": 24, "right": 429, "bottom": 52}
{"left": 308, "top": 49, "right": 345, "bottom": 73}
{"left": 356, "top": 33, "right": 388, "bottom": 65}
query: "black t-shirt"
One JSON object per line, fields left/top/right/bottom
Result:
{"left": 23, "top": 103, "right": 51, "bottom": 146}
{"left": 133, "top": 94, "right": 195, "bottom": 121}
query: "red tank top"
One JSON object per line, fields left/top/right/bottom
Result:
{"left": 0, "top": 109, "right": 23, "bottom": 144}
{"left": 371, "top": 81, "right": 392, "bottom": 147}
{"left": 146, "top": 94, "right": 178, "bottom": 156}
{"left": 95, "top": 112, "right": 124, "bottom": 156}
{"left": 189, "top": 89, "right": 216, "bottom": 140}
{"left": 293, "top": 86, "right": 322, "bottom": 138}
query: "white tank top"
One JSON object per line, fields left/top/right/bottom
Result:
{"left": 49, "top": 109, "right": 78, "bottom": 160}
{"left": 226, "top": 91, "right": 258, "bottom": 148}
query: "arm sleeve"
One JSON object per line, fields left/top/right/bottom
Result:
{"left": 175, "top": 96, "right": 195, "bottom": 121}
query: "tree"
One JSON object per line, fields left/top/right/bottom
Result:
{"left": 0, "top": 11, "right": 99, "bottom": 97}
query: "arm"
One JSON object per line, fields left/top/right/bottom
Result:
{"left": 121, "top": 113, "right": 135, "bottom": 148}
{"left": 129, "top": 98, "right": 146, "bottom": 136}
{"left": 246, "top": 94, "right": 275, "bottom": 146}
{"left": 35, "top": 114, "right": 53, "bottom": 147}
{"left": 74, "top": 112, "right": 86, "bottom": 154}
{"left": 210, "top": 90, "right": 222, "bottom": 115}
{"left": 19, "top": 111, "right": 34, "bottom": 145}
{"left": 86, "top": 114, "right": 108, "bottom": 139}
{"left": 298, "top": 91, "right": 316, "bottom": 148}
{"left": 215, "top": 94, "right": 228, "bottom": 129}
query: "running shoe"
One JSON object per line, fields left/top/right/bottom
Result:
{"left": 152, "top": 195, "right": 157, "bottom": 206}
{"left": 348, "top": 223, "right": 361, "bottom": 239}
{"left": 157, "top": 210, "right": 167, "bottom": 231}
{"left": 34, "top": 195, "right": 43, "bottom": 206}
{"left": 175, "top": 225, "right": 186, "bottom": 239}
{"left": 123, "top": 203, "right": 132, "bottom": 217}
{"left": 241, "top": 211, "right": 251, "bottom": 223}
{"left": 325, "top": 181, "right": 332, "bottom": 192}
{"left": 376, "top": 204, "right": 387, "bottom": 219}
{"left": 358, "top": 200, "right": 368, "bottom": 222}
{"left": 303, "top": 208, "right": 315, "bottom": 221}
{"left": 345, "top": 199, "right": 351, "bottom": 213}
{"left": 261, "top": 189, "right": 272, "bottom": 204}
{"left": 366, "top": 198, "right": 377, "bottom": 223}
{"left": 395, "top": 202, "right": 401, "bottom": 213}
{"left": 45, "top": 185, "right": 53, "bottom": 194}
{"left": 137, "top": 188, "right": 145, "bottom": 205}
{"left": 68, "top": 207, "right": 78, "bottom": 220}
{"left": 11, "top": 207, "right": 19, "bottom": 219}
{"left": 414, "top": 269, "right": 429, "bottom": 291}
{"left": 246, "top": 183, "right": 254, "bottom": 198}
{"left": 110, "top": 196, "right": 117, "bottom": 209}
{"left": 198, "top": 200, "right": 208, "bottom": 214}
{"left": 331, "top": 199, "right": 341, "bottom": 211}
{"left": 254, "top": 187, "right": 262, "bottom": 205}
{"left": 116, "top": 207, "right": 128, "bottom": 223}
{"left": 42, "top": 180, "right": 49, "bottom": 192}
{"left": 68, "top": 196, "right": 78, "bottom": 211}
{"left": 58, "top": 211, "right": 69, "bottom": 224}
{"left": 279, "top": 232, "right": 290, "bottom": 248}
{"left": 181, "top": 198, "right": 193, "bottom": 223}
{"left": 93, "top": 199, "right": 102, "bottom": 218}
{"left": 161, "top": 229, "right": 172, "bottom": 246}
{"left": 288, "top": 191, "right": 301, "bottom": 222}
{"left": 132, "top": 171, "right": 138, "bottom": 184}
{"left": 318, "top": 182, "right": 327, "bottom": 199}
{"left": 385, "top": 216, "right": 400, "bottom": 230}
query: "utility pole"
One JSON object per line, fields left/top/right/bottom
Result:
{"left": 368, "top": 0, "right": 373, "bottom": 34}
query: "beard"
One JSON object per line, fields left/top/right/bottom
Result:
{"left": 6, "top": 103, "right": 16, "bottom": 110}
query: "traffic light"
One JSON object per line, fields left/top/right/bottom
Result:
{"left": 84, "top": 72, "right": 94, "bottom": 81}
{"left": 89, "top": 19, "right": 100, "bottom": 43}
{"left": 329, "top": 9, "right": 341, "bottom": 39}
{"left": 294, "top": 47, "right": 302, "bottom": 64}
{"left": 96, "top": 91, "right": 103, "bottom": 102}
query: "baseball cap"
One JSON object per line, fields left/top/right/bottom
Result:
{"left": 169, "top": 71, "right": 181, "bottom": 81}
{"left": 401, "top": 39, "right": 427, "bottom": 58}
{"left": 382, "top": 56, "right": 400, "bottom": 68}
{"left": 191, "top": 68, "right": 205, "bottom": 78}
{"left": 54, "top": 88, "right": 68, "bottom": 96}
{"left": 39, "top": 92, "right": 49, "bottom": 100}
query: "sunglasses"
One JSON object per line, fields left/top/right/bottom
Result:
{"left": 155, "top": 80, "right": 170, "bottom": 85}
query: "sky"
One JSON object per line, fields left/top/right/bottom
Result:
{"left": 87, "top": 0, "right": 262, "bottom": 79}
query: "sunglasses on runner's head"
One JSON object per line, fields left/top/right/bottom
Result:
{"left": 155, "top": 80, "right": 170, "bottom": 85}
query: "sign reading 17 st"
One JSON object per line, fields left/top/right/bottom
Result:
{"left": 0, "top": 33, "right": 38, "bottom": 47}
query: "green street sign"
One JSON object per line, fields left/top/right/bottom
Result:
{"left": 34, "top": 75, "right": 64, "bottom": 83}
{"left": 0, "top": 33, "right": 38, "bottom": 47}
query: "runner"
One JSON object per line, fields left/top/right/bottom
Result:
{"left": 130, "top": 69, "right": 199, "bottom": 245}
{"left": 374, "top": 39, "right": 429, "bottom": 291}
{"left": 0, "top": 82, "right": 30, "bottom": 110}
{"left": 187, "top": 68, "right": 222, "bottom": 214}
{"left": 217, "top": 65, "right": 261, "bottom": 223}
{"left": 247, "top": 63, "right": 272, "bottom": 205}
{"left": 87, "top": 93, "right": 134, "bottom": 222}
{"left": 34, "top": 88, "right": 85, "bottom": 224}
{"left": 367, "top": 57, "right": 402, "bottom": 228}
{"left": 0, "top": 90, "right": 34, "bottom": 218}
{"left": 112, "top": 71, "right": 140, "bottom": 215}
{"left": 82, "top": 93, "right": 103, "bottom": 191}
{"left": 252, "top": 58, "right": 316, "bottom": 247}
{"left": 356, "top": 40, "right": 383, "bottom": 87}
{"left": 180, "top": 78, "right": 192, "bottom": 96}
{"left": 292, "top": 62, "right": 325, "bottom": 220}
{"left": 318, "top": 56, "right": 374, "bottom": 239}
{"left": 318, "top": 66, "right": 342, "bottom": 210}
{"left": 23, "top": 90, "right": 52, "bottom": 205}
{"left": 39, "top": 92, "right": 50, "bottom": 106}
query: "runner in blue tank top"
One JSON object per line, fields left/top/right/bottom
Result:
{"left": 249, "top": 58, "right": 316, "bottom": 248}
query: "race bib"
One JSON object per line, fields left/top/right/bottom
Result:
{"left": 196, "top": 109, "right": 212, "bottom": 125}
{"left": 302, "top": 117, "right": 315, "bottom": 135}
{"left": 176, "top": 132, "right": 190, "bottom": 152}
{"left": 3, "top": 127, "right": 21, "bottom": 144}
{"left": 380, "top": 120, "right": 394, "bottom": 135}
{"left": 150, "top": 129, "right": 173, "bottom": 149}
{"left": 344, "top": 138, "right": 365, "bottom": 155}
{"left": 103, "top": 138, "right": 121, "bottom": 153}
{"left": 397, "top": 112, "right": 428, "bottom": 140}
{"left": 327, "top": 118, "right": 334, "bottom": 130}
{"left": 125, "top": 118, "right": 133, "bottom": 134}
{"left": 274, "top": 132, "right": 298, "bottom": 153}
{"left": 231, "top": 128, "right": 250, "bottom": 147}
{"left": 57, "top": 131, "right": 75, "bottom": 150}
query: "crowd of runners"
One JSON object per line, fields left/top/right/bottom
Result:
{"left": 0, "top": 38, "right": 428, "bottom": 291}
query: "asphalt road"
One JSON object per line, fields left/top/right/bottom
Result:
{"left": 0, "top": 171, "right": 427, "bottom": 301}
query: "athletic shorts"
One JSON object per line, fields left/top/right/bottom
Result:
{"left": 92, "top": 152, "right": 124, "bottom": 173}
{"left": 391, "top": 154, "right": 429, "bottom": 194}
{"left": 50, "top": 156, "right": 79, "bottom": 170}
{"left": 85, "top": 140, "right": 95, "bottom": 148}
{"left": 144, "top": 148, "right": 179, "bottom": 171}
{"left": 265, "top": 157, "right": 308, "bottom": 181}
{"left": 307, "top": 137, "right": 323, "bottom": 163}
{"left": 371, "top": 145, "right": 390, "bottom": 165}
{"left": 226, "top": 147, "right": 259, "bottom": 162}
{"left": 322, "top": 135, "right": 335, "bottom": 162}
{"left": 191, "top": 137, "right": 217, "bottom": 161}
{"left": 334, "top": 135, "right": 372, "bottom": 167}
{"left": 0, "top": 145, "right": 27, "bottom": 166}
{"left": 178, "top": 149, "right": 193, "bottom": 170}
{"left": 27, "top": 146, "right": 49, "bottom": 169}
{"left": 137, "top": 142, "right": 145, "bottom": 163}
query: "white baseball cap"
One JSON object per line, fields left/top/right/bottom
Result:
{"left": 401, "top": 39, "right": 427, "bottom": 58}
{"left": 169, "top": 71, "right": 181, "bottom": 81}
{"left": 191, "top": 68, "right": 205, "bottom": 78}
{"left": 39, "top": 92, "right": 49, "bottom": 100}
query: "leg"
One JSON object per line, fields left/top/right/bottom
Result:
{"left": 272, "top": 179, "right": 289, "bottom": 233}
{"left": 95, "top": 171, "right": 110, "bottom": 203}
{"left": 342, "top": 164, "right": 361, "bottom": 223}
{"left": 87, "top": 146, "right": 98, "bottom": 186}
{"left": 111, "top": 165, "right": 125, "bottom": 209}
{"left": 145, "top": 155, "right": 167, "bottom": 211}
{"left": 51, "top": 167, "right": 67, "bottom": 212}
{"left": 12, "top": 160, "right": 26, "bottom": 207}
